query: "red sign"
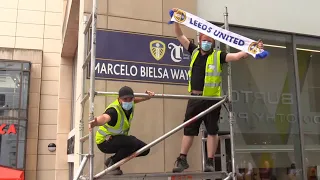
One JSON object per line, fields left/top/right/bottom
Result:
{"left": 0, "top": 123, "right": 17, "bottom": 135}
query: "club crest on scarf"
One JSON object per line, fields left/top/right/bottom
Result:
{"left": 150, "top": 40, "right": 166, "bottom": 61}
{"left": 173, "top": 9, "right": 187, "bottom": 23}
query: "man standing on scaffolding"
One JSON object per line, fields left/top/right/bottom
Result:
{"left": 170, "top": 8, "right": 264, "bottom": 173}
{"left": 89, "top": 86, "right": 155, "bottom": 175}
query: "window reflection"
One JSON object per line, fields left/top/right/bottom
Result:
{"left": 20, "top": 72, "right": 29, "bottom": 112}
{"left": 0, "top": 61, "right": 30, "bottom": 170}
{"left": 0, "top": 70, "right": 22, "bottom": 118}
{"left": 218, "top": 27, "right": 304, "bottom": 179}
{"left": 0, "top": 65, "right": 30, "bottom": 119}
{"left": 22, "top": 63, "right": 30, "bottom": 71}
{"left": 0, "top": 62, "right": 22, "bottom": 70}
{"left": 0, "top": 118, "right": 27, "bottom": 168}
{"left": 17, "top": 120, "right": 26, "bottom": 169}
{"left": 234, "top": 152, "right": 302, "bottom": 180}
{"left": 0, "top": 120, "right": 19, "bottom": 168}
{"left": 296, "top": 38, "right": 320, "bottom": 180}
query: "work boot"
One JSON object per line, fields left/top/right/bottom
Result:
{"left": 104, "top": 157, "right": 123, "bottom": 175}
{"left": 172, "top": 156, "right": 189, "bottom": 173}
{"left": 204, "top": 158, "right": 215, "bottom": 172}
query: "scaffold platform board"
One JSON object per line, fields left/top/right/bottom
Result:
{"left": 81, "top": 171, "right": 228, "bottom": 180}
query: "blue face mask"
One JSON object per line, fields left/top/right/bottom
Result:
{"left": 201, "top": 41, "right": 212, "bottom": 51}
{"left": 122, "top": 101, "right": 133, "bottom": 110}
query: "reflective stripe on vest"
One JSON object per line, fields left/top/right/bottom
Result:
{"left": 204, "top": 82, "right": 220, "bottom": 87}
{"left": 95, "top": 100, "right": 134, "bottom": 144}
{"left": 188, "top": 47, "right": 222, "bottom": 96}
{"left": 101, "top": 105, "right": 129, "bottom": 134}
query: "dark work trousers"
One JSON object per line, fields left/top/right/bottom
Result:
{"left": 97, "top": 135, "right": 150, "bottom": 163}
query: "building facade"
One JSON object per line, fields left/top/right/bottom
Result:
{"left": 0, "top": 0, "right": 71, "bottom": 179}
{"left": 0, "top": 0, "right": 319, "bottom": 180}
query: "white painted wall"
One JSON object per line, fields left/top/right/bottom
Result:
{"left": 197, "top": 0, "right": 320, "bottom": 36}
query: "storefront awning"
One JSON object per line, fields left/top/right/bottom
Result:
{"left": 0, "top": 166, "right": 24, "bottom": 180}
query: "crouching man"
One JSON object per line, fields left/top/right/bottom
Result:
{"left": 89, "top": 86, "right": 155, "bottom": 175}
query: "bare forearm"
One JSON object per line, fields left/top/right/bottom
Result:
{"left": 174, "top": 23, "right": 183, "bottom": 37}
{"left": 239, "top": 51, "right": 249, "bottom": 59}
{"left": 134, "top": 97, "right": 151, "bottom": 104}
{"left": 95, "top": 114, "right": 110, "bottom": 126}
{"left": 225, "top": 51, "right": 249, "bottom": 62}
{"left": 174, "top": 23, "right": 190, "bottom": 50}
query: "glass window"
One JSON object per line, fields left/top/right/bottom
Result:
{"left": 22, "top": 63, "right": 30, "bottom": 71}
{"left": 20, "top": 72, "right": 29, "bottom": 118}
{"left": 0, "top": 61, "right": 30, "bottom": 170}
{"left": 218, "top": 27, "right": 304, "bottom": 179}
{"left": 0, "top": 70, "right": 21, "bottom": 119}
{"left": 0, "top": 62, "right": 22, "bottom": 70}
{"left": 16, "top": 120, "right": 26, "bottom": 169}
{"left": 295, "top": 35, "right": 320, "bottom": 180}
{"left": 0, "top": 67, "right": 29, "bottom": 119}
{"left": 0, "top": 120, "right": 26, "bottom": 169}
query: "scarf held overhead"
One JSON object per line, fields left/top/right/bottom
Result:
{"left": 169, "top": 9, "right": 269, "bottom": 59}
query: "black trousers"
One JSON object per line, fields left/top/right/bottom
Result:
{"left": 97, "top": 135, "right": 150, "bottom": 163}
{"left": 183, "top": 98, "right": 221, "bottom": 136}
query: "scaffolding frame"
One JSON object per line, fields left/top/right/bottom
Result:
{"left": 74, "top": 1, "right": 236, "bottom": 179}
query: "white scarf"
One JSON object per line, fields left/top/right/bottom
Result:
{"left": 169, "top": 9, "right": 269, "bottom": 59}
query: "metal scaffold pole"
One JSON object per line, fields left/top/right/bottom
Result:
{"left": 224, "top": 6, "right": 236, "bottom": 180}
{"left": 88, "top": 0, "right": 97, "bottom": 179}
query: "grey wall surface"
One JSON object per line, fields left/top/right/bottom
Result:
{"left": 197, "top": 0, "right": 320, "bottom": 36}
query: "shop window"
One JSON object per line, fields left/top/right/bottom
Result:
{"left": 216, "top": 26, "right": 306, "bottom": 179}
{"left": 296, "top": 36, "right": 320, "bottom": 180}
{"left": 306, "top": 57, "right": 320, "bottom": 112}
{"left": 0, "top": 61, "right": 30, "bottom": 170}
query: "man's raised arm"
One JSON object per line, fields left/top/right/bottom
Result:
{"left": 173, "top": 17, "right": 190, "bottom": 50}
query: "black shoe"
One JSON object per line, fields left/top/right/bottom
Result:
{"left": 105, "top": 157, "right": 123, "bottom": 175}
{"left": 204, "top": 158, "right": 215, "bottom": 172}
{"left": 172, "top": 156, "right": 189, "bottom": 173}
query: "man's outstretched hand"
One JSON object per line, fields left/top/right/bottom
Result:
{"left": 145, "top": 90, "right": 155, "bottom": 100}
{"left": 145, "top": 90, "right": 155, "bottom": 96}
{"left": 88, "top": 118, "right": 97, "bottom": 132}
{"left": 257, "top": 39, "right": 264, "bottom": 49}
{"left": 168, "top": 8, "right": 180, "bottom": 24}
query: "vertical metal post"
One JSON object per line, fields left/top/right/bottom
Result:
{"left": 80, "top": 16, "right": 88, "bottom": 165}
{"left": 88, "top": 0, "right": 97, "bottom": 179}
{"left": 291, "top": 34, "right": 307, "bottom": 180}
{"left": 220, "top": 136, "right": 227, "bottom": 172}
{"left": 196, "top": 26, "right": 207, "bottom": 172}
{"left": 196, "top": 31, "right": 200, "bottom": 44}
{"left": 200, "top": 123, "right": 207, "bottom": 171}
{"left": 224, "top": 6, "right": 236, "bottom": 180}
{"left": 73, "top": 155, "right": 89, "bottom": 180}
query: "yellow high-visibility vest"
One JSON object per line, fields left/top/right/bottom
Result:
{"left": 95, "top": 99, "right": 135, "bottom": 144}
{"left": 188, "top": 48, "right": 222, "bottom": 97}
